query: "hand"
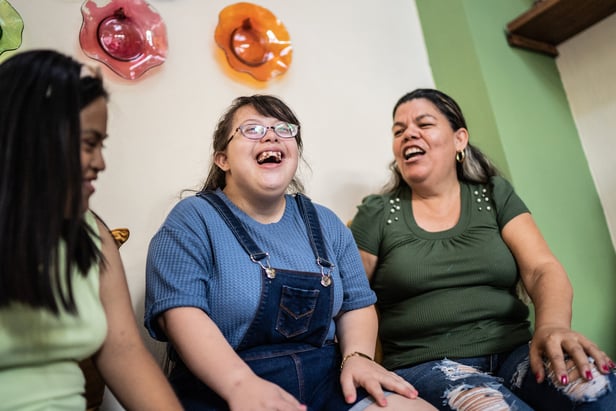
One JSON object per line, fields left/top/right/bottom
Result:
{"left": 225, "top": 374, "right": 306, "bottom": 411}
{"left": 340, "top": 355, "right": 418, "bottom": 406}
{"left": 530, "top": 325, "right": 615, "bottom": 385}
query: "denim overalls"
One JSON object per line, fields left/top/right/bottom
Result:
{"left": 169, "top": 192, "right": 366, "bottom": 411}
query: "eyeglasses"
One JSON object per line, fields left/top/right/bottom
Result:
{"left": 233, "top": 123, "right": 300, "bottom": 140}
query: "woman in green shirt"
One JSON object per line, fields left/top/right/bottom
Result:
{"left": 351, "top": 88, "right": 615, "bottom": 410}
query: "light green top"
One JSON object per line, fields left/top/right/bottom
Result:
{"left": 0, "top": 211, "right": 107, "bottom": 411}
{"left": 351, "top": 176, "right": 532, "bottom": 370}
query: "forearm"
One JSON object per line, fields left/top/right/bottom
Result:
{"left": 525, "top": 260, "right": 573, "bottom": 330}
{"left": 95, "top": 223, "right": 181, "bottom": 409}
{"left": 336, "top": 305, "right": 378, "bottom": 359}
{"left": 95, "top": 340, "right": 181, "bottom": 410}
{"left": 501, "top": 214, "right": 573, "bottom": 331}
{"left": 160, "top": 307, "right": 256, "bottom": 401}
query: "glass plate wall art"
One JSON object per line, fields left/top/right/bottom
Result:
{"left": 215, "top": 2, "right": 292, "bottom": 82}
{"left": 0, "top": 0, "right": 24, "bottom": 55}
{"left": 79, "top": 0, "right": 168, "bottom": 80}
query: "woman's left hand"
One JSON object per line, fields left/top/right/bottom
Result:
{"left": 340, "top": 354, "right": 418, "bottom": 406}
{"left": 530, "top": 325, "right": 615, "bottom": 385}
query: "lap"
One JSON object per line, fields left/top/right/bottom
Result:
{"left": 170, "top": 344, "right": 372, "bottom": 411}
{"left": 395, "top": 355, "right": 533, "bottom": 411}
{"left": 394, "top": 345, "right": 616, "bottom": 411}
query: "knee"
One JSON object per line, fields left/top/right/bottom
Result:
{"left": 436, "top": 360, "right": 512, "bottom": 410}
{"left": 446, "top": 385, "right": 511, "bottom": 411}
{"left": 436, "top": 359, "right": 487, "bottom": 381}
{"left": 545, "top": 358, "right": 612, "bottom": 402}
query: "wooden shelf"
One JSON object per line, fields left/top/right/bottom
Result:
{"left": 506, "top": 0, "right": 616, "bottom": 57}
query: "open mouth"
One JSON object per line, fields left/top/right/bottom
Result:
{"left": 404, "top": 146, "right": 425, "bottom": 160}
{"left": 256, "top": 151, "right": 282, "bottom": 164}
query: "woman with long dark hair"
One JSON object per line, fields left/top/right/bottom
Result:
{"left": 0, "top": 49, "right": 181, "bottom": 410}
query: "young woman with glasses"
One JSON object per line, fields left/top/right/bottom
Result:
{"left": 144, "top": 95, "right": 436, "bottom": 411}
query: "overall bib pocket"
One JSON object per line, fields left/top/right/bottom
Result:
{"left": 276, "top": 285, "right": 320, "bottom": 338}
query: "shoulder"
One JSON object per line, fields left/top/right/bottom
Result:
{"left": 85, "top": 210, "right": 107, "bottom": 249}
{"left": 170, "top": 194, "right": 209, "bottom": 214}
{"left": 162, "top": 195, "right": 213, "bottom": 227}
{"left": 312, "top": 201, "right": 341, "bottom": 221}
{"left": 355, "top": 193, "right": 391, "bottom": 219}
{"left": 490, "top": 175, "right": 514, "bottom": 192}
{"left": 487, "top": 176, "right": 530, "bottom": 226}
{"left": 293, "top": 194, "right": 345, "bottom": 228}
{"left": 87, "top": 211, "right": 121, "bottom": 262}
{"left": 360, "top": 193, "right": 389, "bottom": 207}
{"left": 489, "top": 175, "right": 522, "bottom": 204}
{"left": 350, "top": 193, "right": 390, "bottom": 230}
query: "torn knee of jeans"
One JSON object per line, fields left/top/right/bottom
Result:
{"left": 510, "top": 356, "right": 530, "bottom": 389}
{"left": 545, "top": 358, "right": 611, "bottom": 402}
{"left": 435, "top": 359, "right": 487, "bottom": 381}
{"left": 445, "top": 384, "right": 510, "bottom": 411}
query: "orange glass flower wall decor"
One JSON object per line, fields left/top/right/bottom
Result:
{"left": 215, "top": 2, "right": 292, "bottom": 82}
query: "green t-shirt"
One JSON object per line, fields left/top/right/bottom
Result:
{"left": 0, "top": 211, "right": 107, "bottom": 410}
{"left": 351, "top": 176, "right": 532, "bottom": 370}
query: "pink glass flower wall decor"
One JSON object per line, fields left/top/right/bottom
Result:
{"left": 215, "top": 2, "right": 292, "bottom": 82}
{"left": 79, "top": 0, "right": 168, "bottom": 80}
{"left": 0, "top": 0, "right": 24, "bottom": 55}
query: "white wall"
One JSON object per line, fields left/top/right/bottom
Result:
{"left": 557, "top": 13, "right": 616, "bottom": 250}
{"left": 5, "top": 1, "right": 433, "bottom": 409}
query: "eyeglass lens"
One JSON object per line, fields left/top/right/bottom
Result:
{"left": 238, "top": 123, "right": 298, "bottom": 139}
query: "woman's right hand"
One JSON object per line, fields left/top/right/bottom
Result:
{"left": 226, "top": 374, "right": 306, "bottom": 411}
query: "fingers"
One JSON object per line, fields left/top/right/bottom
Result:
{"left": 563, "top": 337, "right": 596, "bottom": 382}
{"left": 227, "top": 378, "right": 307, "bottom": 411}
{"left": 278, "top": 390, "right": 307, "bottom": 411}
{"left": 361, "top": 380, "right": 389, "bottom": 407}
{"left": 340, "top": 376, "right": 359, "bottom": 405}
{"left": 379, "top": 371, "right": 418, "bottom": 399}
{"left": 529, "top": 340, "right": 546, "bottom": 383}
{"left": 341, "top": 362, "right": 419, "bottom": 407}
{"left": 579, "top": 340, "right": 616, "bottom": 375}
{"left": 532, "top": 330, "right": 616, "bottom": 386}
{"left": 542, "top": 336, "right": 570, "bottom": 385}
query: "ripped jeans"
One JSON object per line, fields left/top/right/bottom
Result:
{"left": 395, "top": 344, "right": 615, "bottom": 410}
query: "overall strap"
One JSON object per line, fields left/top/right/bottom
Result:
{"left": 294, "top": 193, "right": 333, "bottom": 270}
{"left": 196, "top": 191, "right": 268, "bottom": 263}
{"left": 196, "top": 191, "right": 332, "bottom": 270}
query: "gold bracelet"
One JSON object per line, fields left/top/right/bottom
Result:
{"left": 340, "top": 351, "right": 373, "bottom": 370}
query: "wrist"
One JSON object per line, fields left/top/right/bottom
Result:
{"left": 340, "top": 351, "right": 373, "bottom": 370}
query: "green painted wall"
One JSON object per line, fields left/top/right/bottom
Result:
{"left": 416, "top": 0, "right": 616, "bottom": 356}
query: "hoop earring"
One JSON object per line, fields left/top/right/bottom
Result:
{"left": 456, "top": 149, "right": 466, "bottom": 163}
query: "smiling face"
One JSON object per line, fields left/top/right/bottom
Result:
{"left": 215, "top": 104, "right": 299, "bottom": 201}
{"left": 392, "top": 98, "right": 468, "bottom": 188}
{"left": 79, "top": 96, "right": 108, "bottom": 212}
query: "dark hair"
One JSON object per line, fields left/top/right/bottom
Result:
{"left": 0, "top": 49, "right": 107, "bottom": 314}
{"left": 383, "top": 88, "right": 500, "bottom": 193}
{"left": 201, "top": 94, "right": 305, "bottom": 193}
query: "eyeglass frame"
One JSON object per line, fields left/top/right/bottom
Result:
{"left": 229, "top": 122, "right": 300, "bottom": 142}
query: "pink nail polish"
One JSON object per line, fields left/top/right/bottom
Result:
{"left": 610, "top": 361, "right": 615, "bottom": 369}
{"left": 603, "top": 365, "right": 611, "bottom": 372}
{"left": 535, "top": 373, "right": 541, "bottom": 382}
{"left": 561, "top": 375, "right": 568, "bottom": 385}
{"left": 585, "top": 370, "right": 593, "bottom": 380}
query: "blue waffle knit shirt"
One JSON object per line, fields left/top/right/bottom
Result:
{"left": 145, "top": 190, "right": 376, "bottom": 348}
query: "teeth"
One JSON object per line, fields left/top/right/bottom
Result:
{"left": 257, "top": 151, "right": 282, "bottom": 164}
{"left": 404, "top": 147, "right": 424, "bottom": 159}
